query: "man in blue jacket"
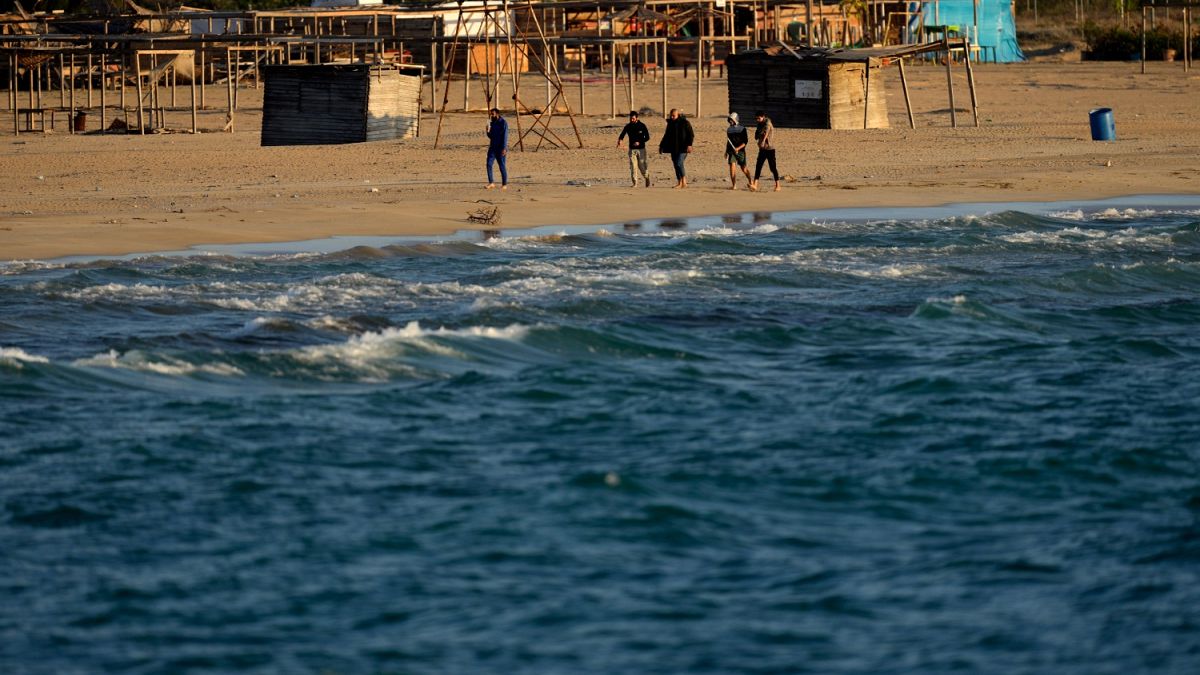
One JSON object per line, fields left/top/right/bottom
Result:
{"left": 486, "top": 108, "right": 509, "bottom": 190}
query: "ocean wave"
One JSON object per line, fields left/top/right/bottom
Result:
{"left": 0, "top": 346, "right": 50, "bottom": 368}
{"left": 74, "top": 350, "right": 247, "bottom": 377}
{"left": 999, "top": 226, "right": 1174, "bottom": 249}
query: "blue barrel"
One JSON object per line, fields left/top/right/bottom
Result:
{"left": 1089, "top": 108, "right": 1115, "bottom": 141}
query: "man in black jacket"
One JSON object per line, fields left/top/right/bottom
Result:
{"left": 617, "top": 110, "right": 652, "bottom": 188}
{"left": 658, "top": 108, "right": 694, "bottom": 189}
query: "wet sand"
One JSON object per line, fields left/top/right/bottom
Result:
{"left": 1, "top": 60, "right": 1197, "bottom": 260}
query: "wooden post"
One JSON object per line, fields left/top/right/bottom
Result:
{"left": 136, "top": 53, "right": 145, "bottom": 134}
{"left": 430, "top": 39, "right": 438, "bottom": 113}
{"left": 1141, "top": 7, "right": 1147, "bottom": 74}
{"left": 898, "top": 56, "right": 915, "bottom": 129}
{"left": 225, "top": 48, "right": 234, "bottom": 131}
{"left": 119, "top": 51, "right": 126, "bottom": 116}
{"left": 963, "top": 38, "right": 979, "bottom": 127}
{"left": 863, "top": 61, "right": 870, "bottom": 129}
{"left": 68, "top": 55, "right": 76, "bottom": 134}
{"left": 87, "top": 53, "right": 94, "bottom": 108}
{"left": 806, "top": 0, "right": 814, "bottom": 47}
{"left": 943, "top": 38, "right": 956, "bottom": 128}
{"left": 503, "top": 0, "right": 521, "bottom": 148}
{"left": 190, "top": 51, "right": 197, "bottom": 133}
{"left": 579, "top": 43, "right": 585, "bottom": 115}
{"left": 661, "top": 39, "right": 667, "bottom": 116}
{"left": 626, "top": 47, "right": 635, "bottom": 113}
{"left": 59, "top": 54, "right": 66, "bottom": 109}
{"left": 100, "top": 54, "right": 106, "bottom": 134}
{"left": 610, "top": 41, "right": 616, "bottom": 118}
{"left": 695, "top": 38, "right": 702, "bottom": 118}
{"left": 1185, "top": 7, "right": 1191, "bottom": 73}
{"left": 199, "top": 45, "right": 206, "bottom": 108}
{"left": 11, "top": 53, "right": 18, "bottom": 136}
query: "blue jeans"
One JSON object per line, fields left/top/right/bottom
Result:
{"left": 487, "top": 148, "right": 508, "bottom": 185}
{"left": 670, "top": 152, "right": 687, "bottom": 180}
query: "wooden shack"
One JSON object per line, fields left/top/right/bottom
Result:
{"left": 261, "top": 64, "right": 422, "bottom": 146}
{"left": 726, "top": 46, "right": 888, "bottom": 130}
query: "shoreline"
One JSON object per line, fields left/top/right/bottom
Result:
{"left": 3, "top": 61, "right": 1198, "bottom": 261}
{"left": 25, "top": 192, "right": 1200, "bottom": 265}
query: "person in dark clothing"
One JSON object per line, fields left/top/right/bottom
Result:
{"left": 617, "top": 110, "right": 652, "bottom": 188}
{"left": 751, "top": 110, "right": 781, "bottom": 192}
{"left": 724, "top": 112, "right": 753, "bottom": 190}
{"left": 657, "top": 108, "right": 694, "bottom": 189}
{"left": 485, "top": 107, "right": 509, "bottom": 190}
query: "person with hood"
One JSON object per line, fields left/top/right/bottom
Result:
{"left": 617, "top": 110, "right": 652, "bottom": 188}
{"left": 657, "top": 108, "right": 694, "bottom": 189}
{"left": 485, "top": 107, "right": 509, "bottom": 190}
{"left": 724, "top": 112, "right": 753, "bottom": 190}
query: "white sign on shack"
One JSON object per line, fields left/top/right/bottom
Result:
{"left": 793, "top": 80, "right": 823, "bottom": 100}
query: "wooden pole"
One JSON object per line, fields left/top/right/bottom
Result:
{"left": 199, "top": 45, "right": 206, "bottom": 108}
{"left": 1141, "top": 7, "right": 1147, "bottom": 74}
{"left": 579, "top": 43, "right": 585, "bottom": 115}
{"left": 190, "top": 51, "right": 197, "bottom": 134}
{"left": 898, "top": 56, "right": 915, "bottom": 129}
{"left": 661, "top": 39, "right": 667, "bottom": 116}
{"left": 695, "top": 38, "right": 702, "bottom": 118}
{"left": 225, "top": 47, "right": 234, "bottom": 132}
{"left": 66, "top": 55, "right": 75, "bottom": 134}
{"left": 430, "top": 38, "right": 438, "bottom": 113}
{"left": 806, "top": 0, "right": 814, "bottom": 47}
{"left": 610, "top": 41, "right": 616, "bottom": 118}
{"left": 100, "top": 53, "right": 106, "bottom": 134}
{"left": 59, "top": 54, "right": 66, "bottom": 109}
{"left": 503, "top": 0, "right": 522, "bottom": 150}
{"left": 87, "top": 53, "right": 94, "bottom": 108}
{"left": 136, "top": 53, "right": 145, "bottom": 134}
{"left": 11, "top": 53, "right": 18, "bottom": 136}
{"left": 863, "top": 61, "right": 870, "bottom": 129}
{"left": 943, "top": 38, "right": 956, "bottom": 128}
{"left": 963, "top": 38, "right": 979, "bottom": 127}
{"left": 434, "top": 6, "right": 465, "bottom": 147}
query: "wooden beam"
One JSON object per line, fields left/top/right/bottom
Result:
{"left": 943, "top": 37, "right": 956, "bottom": 128}
{"left": 898, "top": 56, "right": 915, "bottom": 129}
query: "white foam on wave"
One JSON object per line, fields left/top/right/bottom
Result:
{"left": 209, "top": 273, "right": 402, "bottom": 312}
{"left": 56, "top": 282, "right": 177, "bottom": 301}
{"left": 477, "top": 232, "right": 573, "bottom": 251}
{"left": 74, "top": 350, "right": 245, "bottom": 377}
{"left": 1000, "top": 226, "right": 1174, "bottom": 248}
{"left": 0, "top": 347, "right": 50, "bottom": 368}
{"left": 293, "top": 321, "right": 532, "bottom": 381}
{"left": 1050, "top": 209, "right": 1086, "bottom": 221}
{"left": 1, "top": 260, "right": 65, "bottom": 275}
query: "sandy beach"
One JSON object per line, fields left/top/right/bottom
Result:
{"left": 1, "top": 60, "right": 1197, "bottom": 260}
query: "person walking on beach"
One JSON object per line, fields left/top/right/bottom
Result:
{"left": 617, "top": 110, "right": 652, "bottom": 188}
{"left": 658, "top": 108, "right": 694, "bottom": 189}
{"left": 750, "top": 110, "right": 781, "bottom": 192}
{"left": 725, "top": 112, "right": 753, "bottom": 190}
{"left": 485, "top": 107, "right": 509, "bottom": 190}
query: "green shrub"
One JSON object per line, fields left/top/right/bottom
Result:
{"left": 1082, "top": 21, "right": 1196, "bottom": 60}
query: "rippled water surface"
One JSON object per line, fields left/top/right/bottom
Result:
{"left": 3, "top": 203, "right": 1200, "bottom": 674}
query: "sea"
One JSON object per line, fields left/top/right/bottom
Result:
{"left": 2, "top": 197, "right": 1199, "bottom": 674}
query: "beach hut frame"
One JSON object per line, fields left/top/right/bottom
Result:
{"left": 1140, "top": 1, "right": 1196, "bottom": 73}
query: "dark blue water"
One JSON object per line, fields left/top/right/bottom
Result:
{"left": 3, "top": 203, "right": 1200, "bottom": 674}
